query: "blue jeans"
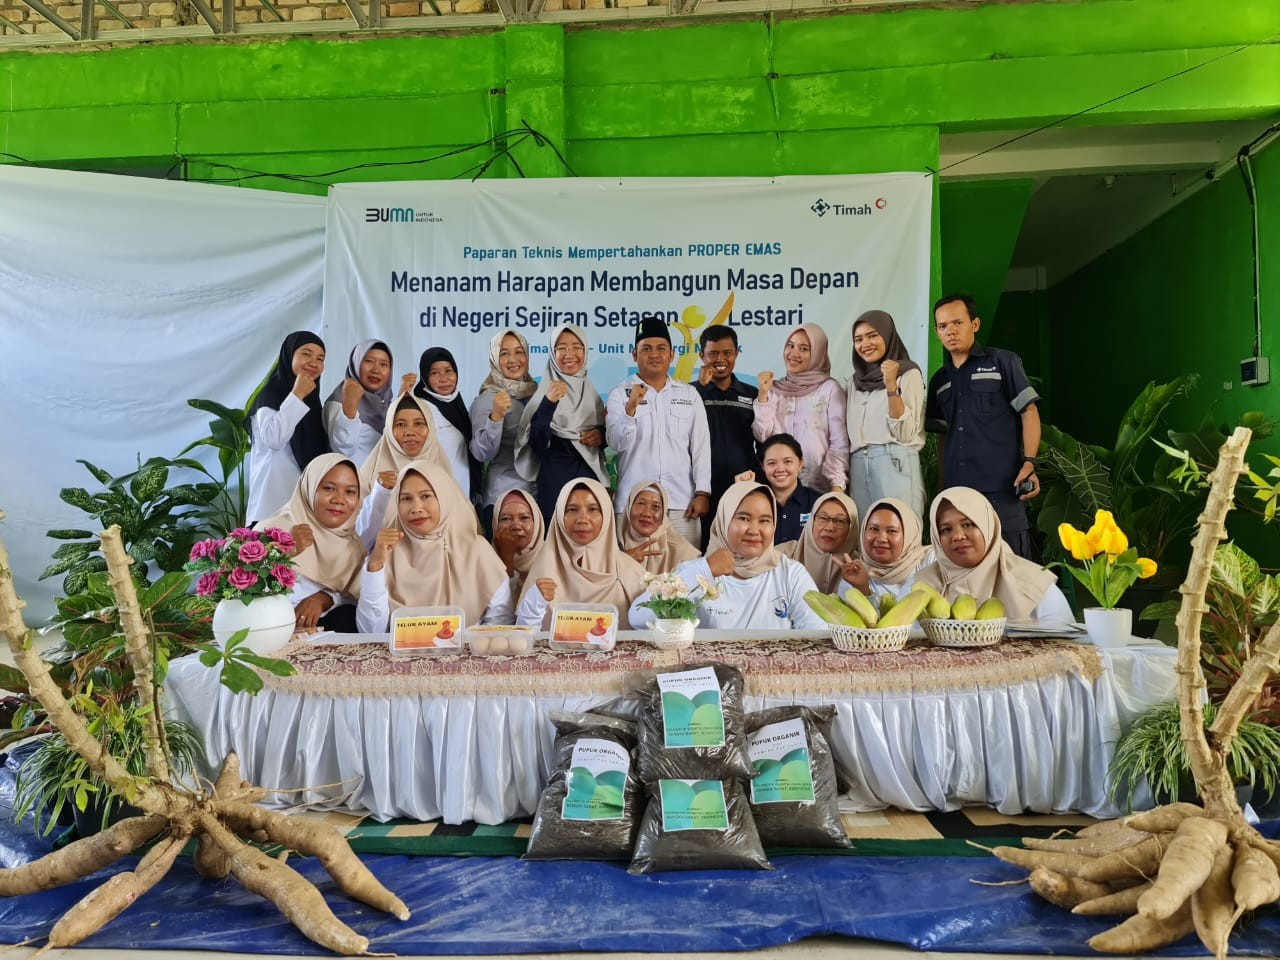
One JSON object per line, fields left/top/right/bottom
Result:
{"left": 849, "top": 444, "right": 924, "bottom": 525}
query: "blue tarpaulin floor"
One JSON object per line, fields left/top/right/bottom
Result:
{"left": 2, "top": 848, "right": 1279, "bottom": 956}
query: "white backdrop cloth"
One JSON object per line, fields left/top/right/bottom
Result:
{"left": 164, "top": 637, "right": 1176, "bottom": 824}
{"left": 323, "top": 176, "right": 932, "bottom": 403}
{"left": 0, "top": 166, "right": 326, "bottom": 619}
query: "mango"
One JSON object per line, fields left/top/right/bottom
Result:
{"left": 976, "top": 597, "right": 1006, "bottom": 620}
{"left": 842, "top": 588, "right": 880, "bottom": 628}
{"left": 951, "top": 594, "right": 978, "bottom": 621}
{"left": 877, "top": 589, "right": 930, "bottom": 628}
{"left": 878, "top": 593, "right": 897, "bottom": 618}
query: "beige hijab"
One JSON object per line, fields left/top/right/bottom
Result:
{"left": 706, "top": 481, "right": 783, "bottom": 579}
{"left": 358, "top": 392, "right": 451, "bottom": 495}
{"left": 491, "top": 487, "right": 546, "bottom": 595}
{"left": 778, "top": 491, "right": 859, "bottom": 593}
{"left": 262, "top": 453, "right": 366, "bottom": 599}
{"left": 913, "top": 487, "right": 1056, "bottom": 618}
{"left": 617, "top": 482, "right": 700, "bottom": 576}
{"left": 519, "top": 477, "right": 648, "bottom": 627}
{"left": 381, "top": 462, "right": 510, "bottom": 625}
{"left": 860, "top": 497, "right": 931, "bottom": 585}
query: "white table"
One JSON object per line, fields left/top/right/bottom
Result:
{"left": 164, "top": 632, "right": 1176, "bottom": 825}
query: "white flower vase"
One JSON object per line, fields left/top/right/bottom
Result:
{"left": 651, "top": 617, "right": 696, "bottom": 650}
{"left": 1084, "top": 607, "right": 1132, "bottom": 648}
{"left": 212, "top": 595, "right": 296, "bottom": 655}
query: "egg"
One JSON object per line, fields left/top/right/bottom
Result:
{"left": 489, "top": 636, "right": 509, "bottom": 655}
{"left": 470, "top": 635, "right": 490, "bottom": 656}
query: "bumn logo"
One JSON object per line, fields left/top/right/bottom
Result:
{"left": 365, "top": 207, "right": 443, "bottom": 223}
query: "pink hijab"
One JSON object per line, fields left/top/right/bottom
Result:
{"left": 771, "top": 323, "right": 836, "bottom": 398}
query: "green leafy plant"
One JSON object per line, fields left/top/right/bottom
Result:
{"left": 40, "top": 457, "right": 223, "bottom": 594}
{"left": 13, "top": 689, "right": 202, "bottom": 836}
{"left": 178, "top": 396, "right": 255, "bottom": 533}
{"left": 1108, "top": 700, "right": 1280, "bottom": 812}
{"left": 196, "top": 627, "right": 297, "bottom": 696}
{"left": 1141, "top": 541, "right": 1280, "bottom": 725}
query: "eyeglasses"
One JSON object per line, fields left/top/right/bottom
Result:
{"left": 812, "top": 514, "right": 850, "bottom": 529}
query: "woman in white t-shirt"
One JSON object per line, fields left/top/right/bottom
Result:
{"left": 629, "top": 481, "right": 826, "bottom": 632}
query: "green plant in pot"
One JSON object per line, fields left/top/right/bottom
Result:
{"left": 1110, "top": 541, "right": 1280, "bottom": 812}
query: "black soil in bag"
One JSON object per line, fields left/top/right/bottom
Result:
{"left": 524, "top": 712, "right": 642, "bottom": 861}
{"left": 636, "top": 662, "right": 753, "bottom": 782}
{"left": 628, "top": 778, "right": 771, "bottom": 874}
{"left": 745, "top": 704, "right": 848, "bottom": 849}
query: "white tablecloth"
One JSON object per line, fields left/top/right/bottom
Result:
{"left": 164, "top": 633, "right": 1176, "bottom": 825}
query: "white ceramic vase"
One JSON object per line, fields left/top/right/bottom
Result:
{"left": 1084, "top": 607, "right": 1132, "bottom": 648}
{"left": 212, "top": 594, "right": 296, "bottom": 655}
{"left": 652, "top": 617, "right": 696, "bottom": 648}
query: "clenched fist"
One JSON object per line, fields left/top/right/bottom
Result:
{"left": 490, "top": 392, "right": 513, "bottom": 421}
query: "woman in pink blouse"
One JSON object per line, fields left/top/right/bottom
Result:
{"left": 752, "top": 324, "right": 849, "bottom": 494}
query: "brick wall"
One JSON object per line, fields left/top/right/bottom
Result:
{"left": 0, "top": 0, "right": 659, "bottom": 36}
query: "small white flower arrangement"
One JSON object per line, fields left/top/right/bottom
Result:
{"left": 639, "top": 572, "right": 721, "bottom": 622}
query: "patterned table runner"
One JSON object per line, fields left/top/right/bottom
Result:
{"left": 259, "top": 636, "right": 1103, "bottom": 700}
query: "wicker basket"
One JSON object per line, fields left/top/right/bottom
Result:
{"left": 920, "top": 617, "right": 1007, "bottom": 648}
{"left": 829, "top": 622, "right": 912, "bottom": 654}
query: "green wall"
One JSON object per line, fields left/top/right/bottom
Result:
{"left": 1045, "top": 139, "right": 1280, "bottom": 558}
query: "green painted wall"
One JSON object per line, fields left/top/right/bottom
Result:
{"left": 1046, "top": 139, "right": 1280, "bottom": 558}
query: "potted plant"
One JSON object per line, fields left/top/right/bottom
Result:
{"left": 185, "top": 526, "right": 299, "bottom": 654}
{"left": 1053, "top": 509, "right": 1157, "bottom": 646}
{"left": 638, "top": 572, "right": 721, "bottom": 649}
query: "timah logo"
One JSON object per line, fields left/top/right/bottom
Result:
{"left": 364, "top": 207, "right": 444, "bottom": 224}
{"left": 810, "top": 198, "right": 888, "bottom": 217}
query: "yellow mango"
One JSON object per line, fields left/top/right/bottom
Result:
{"left": 951, "top": 594, "right": 978, "bottom": 621}
{"left": 976, "top": 598, "right": 1006, "bottom": 620}
{"left": 842, "top": 588, "right": 880, "bottom": 628}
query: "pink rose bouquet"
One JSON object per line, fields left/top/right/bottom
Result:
{"left": 185, "top": 527, "right": 298, "bottom": 604}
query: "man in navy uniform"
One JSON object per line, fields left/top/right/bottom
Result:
{"left": 693, "top": 325, "right": 758, "bottom": 549}
{"left": 925, "top": 294, "right": 1041, "bottom": 559}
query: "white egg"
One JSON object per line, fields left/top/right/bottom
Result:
{"left": 470, "top": 635, "right": 490, "bottom": 656}
{"left": 489, "top": 636, "right": 509, "bottom": 655}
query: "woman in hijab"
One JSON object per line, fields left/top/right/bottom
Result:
{"left": 516, "top": 478, "right": 647, "bottom": 629}
{"left": 618, "top": 482, "right": 700, "bottom": 575}
{"left": 356, "top": 462, "right": 513, "bottom": 632}
{"left": 752, "top": 323, "right": 849, "bottom": 494}
{"left": 842, "top": 496, "right": 934, "bottom": 601}
{"left": 490, "top": 487, "right": 545, "bottom": 601}
{"left": 628, "top": 481, "right": 827, "bottom": 631}
{"left": 355, "top": 392, "right": 452, "bottom": 547}
{"left": 913, "top": 487, "right": 1073, "bottom": 622}
{"left": 469, "top": 331, "right": 539, "bottom": 534}
{"left": 846, "top": 310, "right": 926, "bottom": 521}
{"left": 514, "top": 325, "right": 608, "bottom": 524}
{"left": 324, "top": 340, "right": 415, "bottom": 468}
{"left": 778, "top": 490, "right": 859, "bottom": 594}
{"left": 261, "top": 453, "right": 365, "bottom": 634}
{"left": 414, "top": 347, "right": 481, "bottom": 502}
{"left": 246, "top": 331, "right": 330, "bottom": 524}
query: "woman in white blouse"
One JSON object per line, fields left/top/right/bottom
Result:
{"left": 629, "top": 481, "right": 826, "bottom": 632}
{"left": 845, "top": 310, "right": 925, "bottom": 523}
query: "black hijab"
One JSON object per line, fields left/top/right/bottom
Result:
{"left": 414, "top": 347, "right": 482, "bottom": 497}
{"left": 851, "top": 310, "right": 921, "bottom": 392}
{"left": 247, "top": 331, "right": 331, "bottom": 470}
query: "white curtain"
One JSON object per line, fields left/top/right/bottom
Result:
{"left": 0, "top": 166, "right": 326, "bottom": 620}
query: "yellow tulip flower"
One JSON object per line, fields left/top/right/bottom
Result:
{"left": 1100, "top": 524, "right": 1129, "bottom": 556}
{"left": 1084, "top": 510, "right": 1116, "bottom": 556}
{"left": 1137, "top": 557, "right": 1157, "bottom": 579}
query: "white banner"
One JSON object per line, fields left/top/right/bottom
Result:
{"left": 0, "top": 165, "right": 326, "bottom": 619}
{"left": 323, "top": 175, "right": 931, "bottom": 398}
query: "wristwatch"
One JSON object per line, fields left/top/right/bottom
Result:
{"left": 886, "top": 388, "right": 902, "bottom": 398}
{"left": 1023, "top": 457, "right": 1038, "bottom": 467}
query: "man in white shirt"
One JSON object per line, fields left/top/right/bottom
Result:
{"left": 606, "top": 316, "right": 712, "bottom": 546}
